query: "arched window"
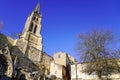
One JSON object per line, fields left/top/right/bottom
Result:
{"left": 29, "top": 23, "right": 33, "bottom": 32}
{"left": 36, "top": 18, "right": 38, "bottom": 21}
{"left": 34, "top": 25, "right": 37, "bottom": 33}
{"left": 33, "top": 16, "right": 36, "bottom": 20}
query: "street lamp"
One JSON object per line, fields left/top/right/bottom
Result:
{"left": 75, "top": 61, "right": 78, "bottom": 80}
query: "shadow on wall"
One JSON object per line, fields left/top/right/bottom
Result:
{"left": 0, "top": 55, "right": 11, "bottom": 80}
{"left": 0, "top": 33, "right": 11, "bottom": 80}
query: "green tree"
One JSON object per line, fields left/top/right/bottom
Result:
{"left": 77, "top": 30, "right": 120, "bottom": 80}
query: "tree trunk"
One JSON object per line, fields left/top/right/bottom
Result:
{"left": 97, "top": 74, "right": 102, "bottom": 80}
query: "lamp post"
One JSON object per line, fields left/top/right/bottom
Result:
{"left": 75, "top": 61, "right": 78, "bottom": 80}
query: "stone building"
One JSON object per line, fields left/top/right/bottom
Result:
{"left": 53, "top": 52, "right": 75, "bottom": 67}
{"left": 0, "top": 2, "right": 75, "bottom": 80}
{"left": 50, "top": 62, "right": 66, "bottom": 79}
{"left": 50, "top": 52, "right": 76, "bottom": 80}
{"left": 16, "top": 2, "right": 43, "bottom": 62}
{"left": 71, "top": 62, "right": 120, "bottom": 80}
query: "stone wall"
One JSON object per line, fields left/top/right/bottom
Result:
{"left": 50, "top": 62, "right": 63, "bottom": 79}
{"left": 40, "top": 52, "right": 53, "bottom": 75}
{"left": 53, "top": 52, "right": 67, "bottom": 67}
{"left": 26, "top": 46, "right": 42, "bottom": 62}
{"left": 71, "top": 63, "right": 120, "bottom": 80}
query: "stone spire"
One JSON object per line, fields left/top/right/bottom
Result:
{"left": 34, "top": 2, "right": 40, "bottom": 13}
{"left": 17, "top": 2, "right": 43, "bottom": 53}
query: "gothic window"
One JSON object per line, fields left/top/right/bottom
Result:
{"left": 33, "top": 16, "right": 36, "bottom": 20}
{"left": 36, "top": 18, "right": 38, "bottom": 21}
{"left": 34, "top": 25, "right": 37, "bottom": 33}
{"left": 29, "top": 23, "right": 33, "bottom": 32}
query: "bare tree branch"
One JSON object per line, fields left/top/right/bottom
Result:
{"left": 77, "top": 30, "right": 120, "bottom": 80}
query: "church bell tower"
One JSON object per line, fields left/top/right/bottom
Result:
{"left": 16, "top": 3, "right": 43, "bottom": 62}
{"left": 21, "top": 2, "right": 42, "bottom": 50}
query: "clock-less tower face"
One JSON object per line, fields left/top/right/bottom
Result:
{"left": 29, "top": 34, "right": 38, "bottom": 43}
{"left": 27, "top": 33, "right": 42, "bottom": 50}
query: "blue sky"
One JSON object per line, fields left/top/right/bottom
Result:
{"left": 0, "top": 0, "right": 120, "bottom": 59}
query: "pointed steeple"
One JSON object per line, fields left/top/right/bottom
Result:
{"left": 16, "top": 1, "right": 43, "bottom": 62}
{"left": 34, "top": 2, "right": 40, "bottom": 13}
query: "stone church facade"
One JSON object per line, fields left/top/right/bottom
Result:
{"left": 0, "top": 3, "right": 75, "bottom": 80}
